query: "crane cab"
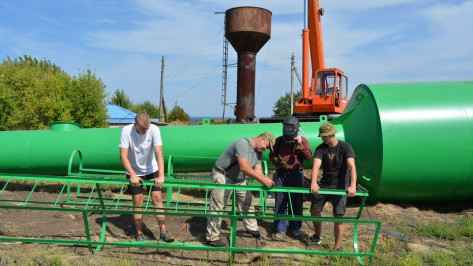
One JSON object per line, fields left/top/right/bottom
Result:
{"left": 295, "top": 68, "right": 348, "bottom": 115}
{"left": 291, "top": 0, "right": 349, "bottom": 120}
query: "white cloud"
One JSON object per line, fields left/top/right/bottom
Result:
{"left": 1, "top": 0, "right": 472, "bottom": 117}
{"left": 323, "top": 0, "right": 427, "bottom": 11}
{"left": 419, "top": 1, "right": 473, "bottom": 60}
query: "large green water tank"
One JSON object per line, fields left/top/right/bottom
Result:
{"left": 337, "top": 81, "right": 473, "bottom": 202}
{"left": 2, "top": 81, "right": 472, "bottom": 202}
{"left": 0, "top": 122, "right": 122, "bottom": 175}
{"left": 160, "top": 122, "right": 326, "bottom": 171}
{"left": 0, "top": 121, "right": 326, "bottom": 175}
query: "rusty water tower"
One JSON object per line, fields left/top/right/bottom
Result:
{"left": 225, "top": 7, "right": 271, "bottom": 122}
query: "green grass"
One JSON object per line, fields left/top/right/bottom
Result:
{"left": 1, "top": 233, "right": 473, "bottom": 265}
{"left": 50, "top": 253, "right": 63, "bottom": 266}
{"left": 370, "top": 216, "right": 473, "bottom": 265}
{"left": 412, "top": 216, "right": 473, "bottom": 240}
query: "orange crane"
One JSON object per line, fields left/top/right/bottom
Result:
{"left": 294, "top": 0, "right": 349, "bottom": 118}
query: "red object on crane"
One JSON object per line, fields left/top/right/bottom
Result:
{"left": 294, "top": 0, "right": 349, "bottom": 117}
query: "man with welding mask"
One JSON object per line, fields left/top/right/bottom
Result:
{"left": 269, "top": 116, "right": 312, "bottom": 238}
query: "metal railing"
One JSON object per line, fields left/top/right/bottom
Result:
{"left": 0, "top": 150, "right": 382, "bottom": 264}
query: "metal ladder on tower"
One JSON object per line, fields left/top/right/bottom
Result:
{"left": 220, "top": 30, "right": 229, "bottom": 120}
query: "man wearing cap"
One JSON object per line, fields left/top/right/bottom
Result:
{"left": 309, "top": 122, "right": 357, "bottom": 251}
{"left": 205, "top": 132, "right": 275, "bottom": 247}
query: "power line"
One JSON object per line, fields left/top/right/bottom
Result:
{"left": 164, "top": 28, "right": 223, "bottom": 86}
{"left": 166, "top": 63, "right": 221, "bottom": 103}
{"left": 144, "top": 28, "right": 224, "bottom": 103}
{"left": 255, "top": 39, "right": 271, "bottom": 104}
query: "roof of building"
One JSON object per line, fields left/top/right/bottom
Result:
{"left": 106, "top": 104, "right": 163, "bottom": 125}
{"left": 106, "top": 104, "right": 136, "bottom": 124}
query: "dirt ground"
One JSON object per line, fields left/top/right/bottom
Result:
{"left": 1, "top": 177, "right": 473, "bottom": 265}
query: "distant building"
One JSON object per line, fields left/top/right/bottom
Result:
{"left": 106, "top": 104, "right": 166, "bottom": 127}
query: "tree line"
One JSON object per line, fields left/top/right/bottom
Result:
{"left": 0, "top": 55, "right": 190, "bottom": 130}
{"left": 109, "top": 89, "right": 190, "bottom": 124}
{"left": 0, "top": 55, "right": 296, "bottom": 131}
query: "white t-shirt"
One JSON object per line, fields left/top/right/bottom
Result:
{"left": 118, "top": 124, "right": 163, "bottom": 176}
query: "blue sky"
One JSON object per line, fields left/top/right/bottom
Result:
{"left": 1, "top": 0, "right": 472, "bottom": 118}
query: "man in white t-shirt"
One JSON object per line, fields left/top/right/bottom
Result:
{"left": 119, "top": 112, "right": 174, "bottom": 242}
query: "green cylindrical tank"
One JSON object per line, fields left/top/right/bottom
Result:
{"left": 0, "top": 120, "right": 327, "bottom": 175}
{"left": 161, "top": 121, "right": 327, "bottom": 171}
{"left": 1, "top": 123, "right": 122, "bottom": 175}
{"left": 337, "top": 81, "right": 473, "bottom": 202}
{"left": 3, "top": 80, "right": 472, "bottom": 202}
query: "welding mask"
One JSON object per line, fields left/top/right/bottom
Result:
{"left": 282, "top": 116, "right": 300, "bottom": 143}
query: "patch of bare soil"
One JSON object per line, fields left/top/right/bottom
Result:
{"left": 1, "top": 178, "right": 473, "bottom": 265}
{"left": 0, "top": 189, "right": 311, "bottom": 265}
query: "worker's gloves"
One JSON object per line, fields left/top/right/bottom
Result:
{"left": 294, "top": 142, "right": 304, "bottom": 155}
{"left": 273, "top": 155, "right": 287, "bottom": 169}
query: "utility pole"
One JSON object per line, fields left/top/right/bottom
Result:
{"left": 159, "top": 56, "right": 168, "bottom": 123}
{"left": 294, "top": 66, "right": 302, "bottom": 86}
{"left": 291, "top": 53, "right": 295, "bottom": 115}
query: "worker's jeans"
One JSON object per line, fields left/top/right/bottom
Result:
{"left": 274, "top": 169, "right": 304, "bottom": 233}
{"left": 206, "top": 169, "right": 258, "bottom": 241}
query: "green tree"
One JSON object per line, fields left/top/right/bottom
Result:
{"left": 0, "top": 82, "right": 17, "bottom": 130}
{"left": 0, "top": 55, "right": 108, "bottom": 130}
{"left": 69, "top": 68, "right": 108, "bottom": 128}
{"left": 132, "top": 101, "right": 160, "bottom": 119}
{"left": 110, "top": 89, "right": 133, "bottom": 110}
{"left": 0, "top": 55, "right": 73, "bottom": 130}
{"left": 168, "top": 105, "right": 190, "bottom": 123}
{"left": 272, "top": 90, "right": 301, "bottom": 118}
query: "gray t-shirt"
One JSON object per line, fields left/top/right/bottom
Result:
{"left": 214, "top": 138, "right": 262, "bottom": 182}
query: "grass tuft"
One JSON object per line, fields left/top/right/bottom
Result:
{"left": 412, "top": 216, "right": 473, "bottom": 240}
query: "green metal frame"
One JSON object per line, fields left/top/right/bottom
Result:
{"left": 0, "top": 150, "right": 381, "bottom": 264}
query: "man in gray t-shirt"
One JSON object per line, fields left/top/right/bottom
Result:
{"left": 205, "top": 132, "right": 276, "bottom": 247}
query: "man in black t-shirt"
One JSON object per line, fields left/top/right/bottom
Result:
{"left": 309, "top": 122, "right": 357, "bottom": 251}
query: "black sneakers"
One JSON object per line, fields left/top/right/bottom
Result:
{"left": 136, "top": 234, "right": 146, "bottom": 242}
{"left": 310, "top": 234, "right": 323, "bottom": 245}
{"left": 160, "top": 231, "right": 175, "bottom": 242}
{"left": 247, "top": 230, "right": 261, "bottom": 239}
{"left": 207, "top": 239, "right": 228, "bottom": 247}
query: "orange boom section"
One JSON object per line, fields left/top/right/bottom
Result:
{"left": 295, "top": 0, "right": 349, "bottom": 116}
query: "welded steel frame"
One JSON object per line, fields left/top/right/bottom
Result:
{"left": 0, "top": 151, "right": 381, "bottom": 265}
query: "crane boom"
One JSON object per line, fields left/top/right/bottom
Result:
{"left": 308, "top": 0, "right": 325, "bottom": 72}
{"left": 295, "top": 0, "right": 349, "bottom": 118}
